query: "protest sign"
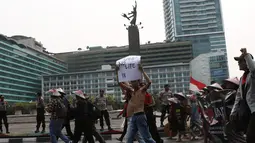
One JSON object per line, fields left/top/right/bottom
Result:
{"left": 116, "top": 55, "right": 142, "bottom": 82}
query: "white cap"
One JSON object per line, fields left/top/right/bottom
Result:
{"left": 174, "top": 92, "right": 186, "bottom": 99}
{"left": 46, "top": 89, "right": 61, "bottom": 97}
{"left": 168, "top": 97, "right": 179, "bottom": 104}
{"left": 224, "top": 77, "right": 239, "bottom": 86}
{"left": 72, "top": 90, "right": 85, "bottom": 99}
{"left": 56, "top": 88, "right": 66, "bottom": 95}
{"left": 207, "top": 83, "right": 223, "bottom": 90}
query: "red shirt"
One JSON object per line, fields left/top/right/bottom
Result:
{"left": 144, "top": 92, "right": 153, "bottom": 105}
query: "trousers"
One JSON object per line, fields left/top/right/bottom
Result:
{"left": 100, "top": 110, "right": 111, "bottom": 128}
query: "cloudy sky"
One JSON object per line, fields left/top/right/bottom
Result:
{"left": 0, "top": 0, "right": 255, "bottom": 78}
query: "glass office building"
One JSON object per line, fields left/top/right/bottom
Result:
{"left": 0, "top": 34, "right": 67, "bottom": 103}
{"left": 43, "top": 63, "right": 190, "bottom": 102}
{"left": 163, "top": 0, "right": 227, "bottom": 57}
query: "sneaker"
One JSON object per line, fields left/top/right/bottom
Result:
{"left": 41, "top": 130, "right": 45, "bottom": 133}
{"left": 108, "top": 127, "right": 113, "bottom": 130}
{"left": 116, "top": 138, "right": 123, "bottom": 142}
{"left": 6, "top": 131, "right": 10, "bottom": 134}
{"left": 35, "top": 130, "right": 39, "bottom": 133}
{"left": 160, "top": 123, "right": 164, "bottom": 127}
{"left": 100, "top": 128, "right": 104, "bottom": 131}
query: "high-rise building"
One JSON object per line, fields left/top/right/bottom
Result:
{"left": 0, "top": 34, "right": 67, "bottom": 103}
{"left": 54, "top": 41, "right": 193, "bottom": 72}
{"left": 163, "top": 0, "right": 226, "bottom": 57}
{"left": 42, "top": 63, "right": 190, "bottom": 102}
{"left": 190, "top": 49, "right": 228, "bottom": 85}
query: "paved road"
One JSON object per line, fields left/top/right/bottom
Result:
{"left": 0, "top": 112, "right": 203, "bottom": 142}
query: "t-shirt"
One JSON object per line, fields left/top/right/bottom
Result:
{"left": 159, "top": 90, "right": 172, "bottom": 105}
{"left": 36, "top": 97, "right": 45, "bottom": 109}
{"left": 96, "top": 96, "right": 107, "bottom": 111}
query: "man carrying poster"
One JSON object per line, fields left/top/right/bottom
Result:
{"left": 116, "top": 55, "right": 142, "bottom": 82}
{"left": 116, "top": 62, "right": 155, "bottom": 143}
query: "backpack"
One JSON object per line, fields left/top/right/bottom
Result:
{"left": 56, "top": 100, "right": 67, "bottom": 118}
{"left": 90, "top": 104, "right": 101, "bottom": 120}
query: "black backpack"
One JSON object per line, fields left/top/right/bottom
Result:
{"left": 90, "top": 103, "right": 101, "bottom": 120}
{"left": 56, "top": 100, "right": 67, "bottom": 118}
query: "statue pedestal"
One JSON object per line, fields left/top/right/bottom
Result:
{"left": 128, "top": 25, "right": 140, "bottom": 55}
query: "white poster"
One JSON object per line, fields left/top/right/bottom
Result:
{"left": 116, "top": 55, "right": 142, "bottom": 82}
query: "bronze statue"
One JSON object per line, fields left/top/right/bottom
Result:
{"left": 122, "top": 1, "right": 137, "bottom": 26}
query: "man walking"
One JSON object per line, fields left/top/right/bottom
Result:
{"left": 117, "top": 64, "right": 155, "bottom": 143}
{"left": 95, "top": 89, "right": 112, "bottom": 131}
{"left": 45, "top": 89, "right": 71, "bottom": 143}
{"left": 57, "top": 88, "right": 74, "bottom": 140}
{"left": 0, "top": 95, "right": 9, "bottom": 134}
{"left": 35, "top": 92, "right": 45, "bottom": 133}
{"left": 231, "top": 48, "right": 255, "bottom": 143}
{"left": 159, "top": 84, "right": 172, "bottom": 127}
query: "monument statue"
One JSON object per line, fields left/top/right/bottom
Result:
{"left": 122, "top": 1, "right": 137, "bottom": 26}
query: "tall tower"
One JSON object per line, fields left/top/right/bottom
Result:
{"left": 163, "top": 0, "right": 229, "bottom": 82}
{"left": 163, "top": 0, "right": 226, "bottom": 57}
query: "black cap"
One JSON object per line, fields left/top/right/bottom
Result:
{"left": 164, "top": 84, "right": 169, "bottom": 88}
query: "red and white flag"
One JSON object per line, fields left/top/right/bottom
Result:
{"left": 189, "top": 76, "right": 206, "bottom": 91}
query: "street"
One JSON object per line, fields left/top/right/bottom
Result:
{"left": 0, "top": 114, "right": 203, "bottom": 143}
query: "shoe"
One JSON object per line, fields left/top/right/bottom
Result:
{"left": 6, "top": 131, "right": 10, "bottom": 134}
{"left": 100, "top": 127, "right": 104, "bottom": 131}
{"left": 35, "top": 130, "right": 39, "bottom": 133}
{"left": 108, "top": 127, "right": 113, "bottom": 130}
{"left": 116, "top": 138, "right": 123, "bottom": 142}
{"left": 160, "top": 124, "right": 164, "bottom": 127}
{"left": 176, "top": 138, "right": 182, "bottom": 142}
{"left": 41, "top": 130, "right": 45, "bottom": 133}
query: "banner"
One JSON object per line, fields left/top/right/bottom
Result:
{"left": 116, "top": 55, "right": 142, "bottom": 82}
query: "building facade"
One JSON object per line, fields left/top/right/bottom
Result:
{"left": 54, "top": 41, "right": 192, "bottom": 72}
{"left": 0, "top": 34, "right": 67, "bottom": 103}
{"left": 42, "top": 63, "right": 190, "bottom": 102}
{"left": 190, "top": 49, "right": 228, "bottom": 85}
{"left": 163, "top": 0, "right": 226, "bottom": 57}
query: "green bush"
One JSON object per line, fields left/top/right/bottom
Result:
{"left": 14, "top": 102, "right": 37, "bottom": 114}
{"left": 6, "top": 106, "right": 15, "bottom": 115}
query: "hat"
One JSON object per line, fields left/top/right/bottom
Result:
{"left": 167, "top": 97, "right": 179, "bottom": 104}
{"left": 46, "top": 89, "right": 61, "bottom": 97}
{"left": 83, "top": 94, "right": 89, "bottom": 99}
{"left": 56, "top": 88, "right": 66, "bottom": 95}
{"left": 234, "top": 54, "right": 253, "bottom": 61}
{"left": 223, "top": 77, "right": 239, "bottom": 86}
{"left": 207, "top": 83, "right": 223, "bottom": 90}
{"left": 164, "top": 84, "right": 169, "bottom": 88}
{"left": 72, "top": 90, "right": 85, "bottom": 99}
{"left": 173, "top": 92, "right": 186, "bottom": 99}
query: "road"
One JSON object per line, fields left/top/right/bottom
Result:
{"left": 0, "top": 112, "right": 203, "bottom": 142}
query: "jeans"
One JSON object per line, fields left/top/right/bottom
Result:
{"left": 49, "top": 119, "right": 70, "bottom": 143}
{"left": 126, "top": 114, "right": 155, "bottom": 143}
{"left": 127, "top": 117, "right": 144, "bottom": 143}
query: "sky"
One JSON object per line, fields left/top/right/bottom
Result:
{"left": 0, "top": 0, "right": 255, "bottom": 78}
